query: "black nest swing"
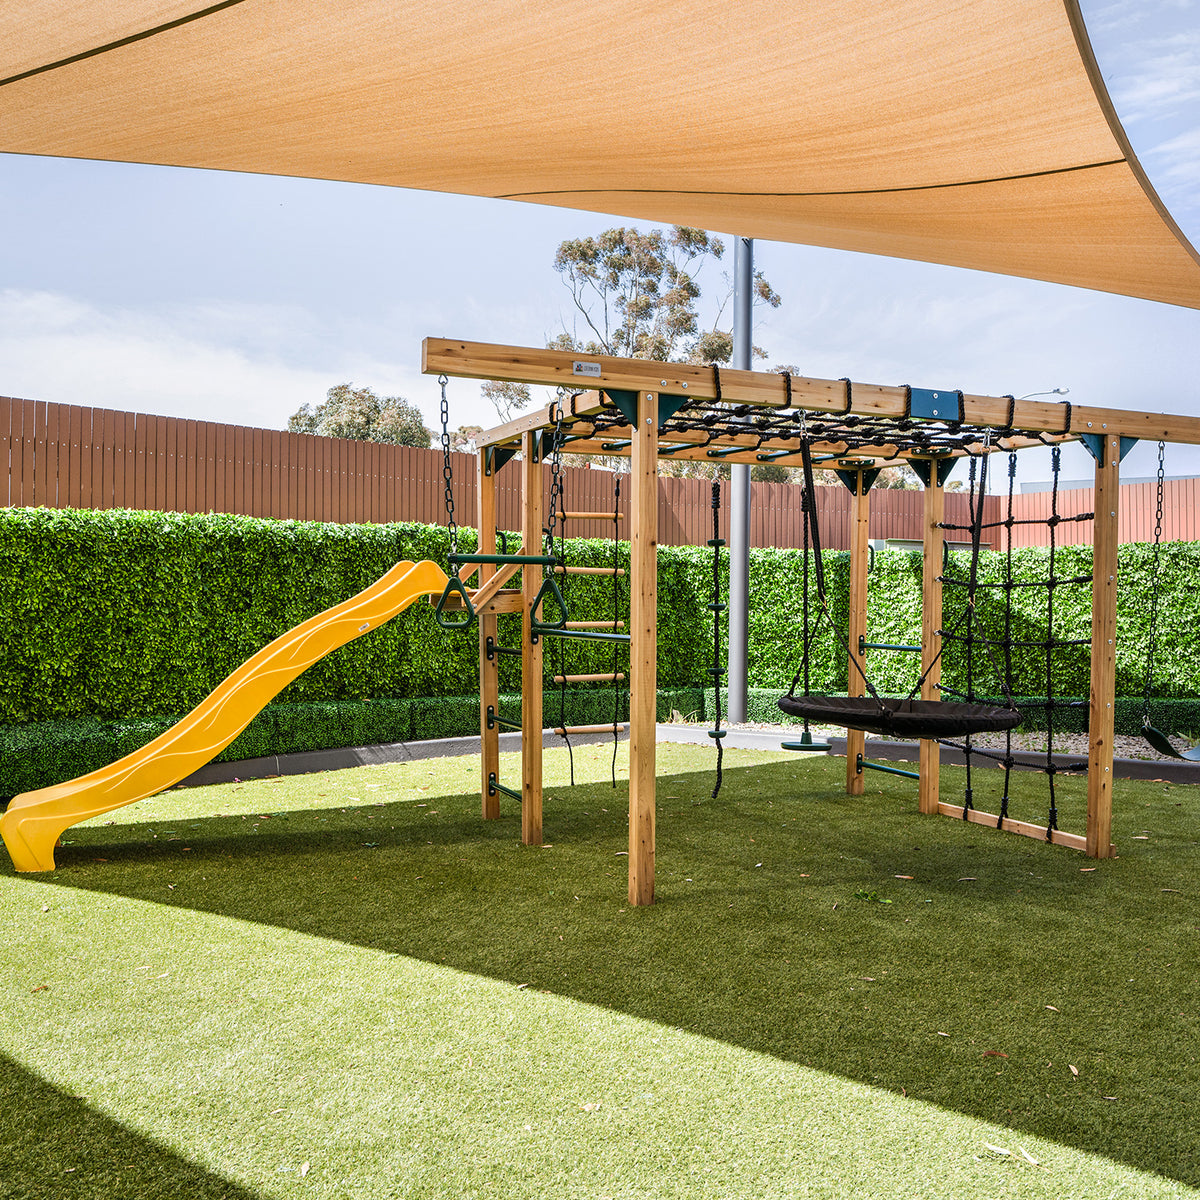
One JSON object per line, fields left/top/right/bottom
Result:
{"left": 779, "top": 437, "right": 1020, "bottom": 741}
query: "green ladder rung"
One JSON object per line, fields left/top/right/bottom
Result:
{"left": 488, "top": 773, "right": 522, "bottom": 801}
{"left": 533, "top": 627, "right": 630, "bottom": 644}
{"left": 781, "top": 740, "right": 831, "bottom": 752}
{"left": 707, "top": 538, "right": 726, "bottom": 547}
{"left": 856, "top": 754, "right": 918, "bottom": 781}
{"left": 708, "top": 729, "right": 728, "bottom": 739}
{"left": 707, "top": 602, "right": 727, "bottom": 612}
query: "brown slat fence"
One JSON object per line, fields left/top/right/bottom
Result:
{"left": 3, "top": 395, "right": 1194, "bottom": 550}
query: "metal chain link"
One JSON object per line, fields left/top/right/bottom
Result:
{"left": 546, "top": 397, "right": 566, "bottom": 561}
{"left": 438, "top": 374, "right": 458, "bottom": 565}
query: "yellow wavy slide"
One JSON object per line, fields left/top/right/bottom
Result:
{"left": 1, "top": 559, "right": 449, "bottom": 872}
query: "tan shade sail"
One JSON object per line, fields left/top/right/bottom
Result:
{"left": 4, "top": 0, "right": 1199, "bottom": 307}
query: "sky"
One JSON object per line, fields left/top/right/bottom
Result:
{"left": 1, "top": 0, "right": 1198, "bottom": 492}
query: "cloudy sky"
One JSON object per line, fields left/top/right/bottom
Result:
{"left": 1, "top": 0, "right": 1198, "bottom": 489}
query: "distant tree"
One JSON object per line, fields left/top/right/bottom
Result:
{"left": 873, "top": 464, "right": 922, "bottom": 490}
{"left": 552, "top": 226, "right": 779, "bottom": 363}
{"left": 289, "top": 384, "right": 431, "bottom": 447}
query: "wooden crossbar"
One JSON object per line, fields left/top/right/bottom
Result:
{"left": 425, "top": 338, "right": 1200, "bottom": 447}
{"left": 935, "top": 802, "right": 1112, "bottom": 854}
{"left": 564, "top": 620, "right": 625, "bottom": 629}
{"left": 554, "top": 565, "right": 625, "bottom": 576}
{"left": 563, "top": 510, "right": 621, "bottom": 521}
{"left": 552, "top": 672, "right": 626, "bottom": 683}
{"left": 554, "top": 723, "right": 629, "bottom": 736}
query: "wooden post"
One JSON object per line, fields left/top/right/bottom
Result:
{"left": 1086, "top": 437, "right": 1120, "bottom": 858}
{"left": 521, "top": 431, "right": 544, "bottom": 845}
{"left": 919, "top": 467, "right": 945, "bottom": 814}
{"left": 845, "top": 472, "right": 870, "bottom": 794}
{"left": 478, "top": 449, "right": 500, "bottom": 819}
{"left": 629, "top": 391, "right": 658, "bottom": 905}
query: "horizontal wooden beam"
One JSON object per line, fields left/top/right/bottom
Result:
{"left": 935, "top": 802, "right": 1113, "bottom": 854}
{"left": 426, "top": 338, "right": 1200, "bottom": 446}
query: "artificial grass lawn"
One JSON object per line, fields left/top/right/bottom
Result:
{"left": 2, "top": 743, "right": 1198, "bottom": 1199}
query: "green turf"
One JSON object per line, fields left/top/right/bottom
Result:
{"left": 2, "top": 744, "right": 1198, "bottom": 1199}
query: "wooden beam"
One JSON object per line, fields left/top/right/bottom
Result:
{"left": 845, "top": 472, "right": 870, "bottom": 795}
{"left": 1087, "top": 437, "right": 1120, "bottom": 858}
{"left": 478, "top": 449, "right": 500, "bottom": 820}
{"left": 521, "top": 431, "right": 544, "bottom": 846}
{"left": 425, "top": 338, "right": 1200, "bottom": 444}
{"left": 629, "top": 390, "right": 658, "bottom": 906}
{"left": 936, "top": 803, "right": 1111, "bottom": 853}
{"left": 919, "top": 468, "right": 945, "bottom": 815}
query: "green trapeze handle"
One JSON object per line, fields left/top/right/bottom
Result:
{"left": 434, "top": 575, "right": 475, "bottom": 631}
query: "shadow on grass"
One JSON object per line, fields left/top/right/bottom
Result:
{"left": 0, "top": 1052, "right": 257, "bottom": 1200}
{"left": 18, "top": 755, "right": 1200, "bottom": 1188}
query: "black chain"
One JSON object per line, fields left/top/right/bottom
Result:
{"left": 546, "top": 400, "right": 566, "bottom": 561}
{"left": 1142, "top": 441, "right": 1167, "bottom": 727}
{"left": 438, "top": 374, "right": 458, "bottom": 566}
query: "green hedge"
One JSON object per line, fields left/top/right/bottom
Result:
{"left": 0, "top": 688, "right": 707, "bottom": 798}
{"left": 2, "top": 506, "right": 1199, "bottom": 786}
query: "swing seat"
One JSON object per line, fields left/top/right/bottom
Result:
{"left": 777, "top": 694, "right": 1022, "bottom": 740}
{"left": 1142, "top": 721, "right": 1200, "bottom": 763}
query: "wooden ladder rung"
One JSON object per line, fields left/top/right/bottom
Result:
{"left": 563, "top": 620, "right": 626, "bottom": 629}
{"left": 552, "top": 672, "right": 626, "bottom": 683}
{"left": 554, "top": 723, "right": 630, "bottom": 736}
{"left": 553, "top": 565, "right": 626, "bottom": 576}
{"left": 562, "top": 511, "right": 621, "bottom": 521}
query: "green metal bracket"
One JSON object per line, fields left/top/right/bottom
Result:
{"left": 603, "top": 388, "right": 693, "bottom": 429}
{"left": 908, "top": 388, "right": 963, "bottom": 422}
{"left": 909, "top": 454, "right": 957, "bottom": 489}
{"left": 484, "top": 444, "right": 517, "bottom": 476}
{"left": 658, "top": 393, "right": 692, "bottom": 424}
{"left": 1080, "top": 434, "right": 1137, "bottom": 465}
{"left": 604, "top": 389, "right": 639, "bottom": 424}
{"left": 835, "top": 464, "right": 882, "bottom": 494}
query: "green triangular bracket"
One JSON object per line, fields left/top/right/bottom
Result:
{"left": 604, "top": 389, "right": 639, "bottom": 424}
{"left": 484, "top": 445, "right": 517, "bottom": 476}
{"left": 1080, "top": 434, "right": 1137, "bottom": 465}
{"left": 910, "top": 454, "right": 957, "bottom": 489}
{"left": 602, "top": 389, "right": 693, "bottom": 428}
{"left": 835, "top": 463, "right": 882, "bottom": 494}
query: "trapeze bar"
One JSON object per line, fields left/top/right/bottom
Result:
{"left": 856, "top": 754, "right": 919, "bottom": 781}
{"left": 450, "top": 552, "right": 558, "bottom": 566}
{"left": 488, "top": 773, "right": 522, "bottom": 802}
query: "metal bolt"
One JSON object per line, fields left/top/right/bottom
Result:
{"left": 1087, "top": 421, "right": 1093, "bottom": 428}
{"left": 932, "top": 409, "right": 940, "bottom": 417}
{"left": 646, "top": 416, "right": 653, "bottom": 425}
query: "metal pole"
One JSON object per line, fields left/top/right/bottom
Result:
{"left": 727, "top": 237, "right": 752, "bottom": 723}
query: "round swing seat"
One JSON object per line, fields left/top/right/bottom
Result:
{"left": 777, "top": 694, "right": 1021, "bottom": 740}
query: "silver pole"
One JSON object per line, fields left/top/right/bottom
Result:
{"left": 727, "top": 237, "right": 752, "bottom": 723}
